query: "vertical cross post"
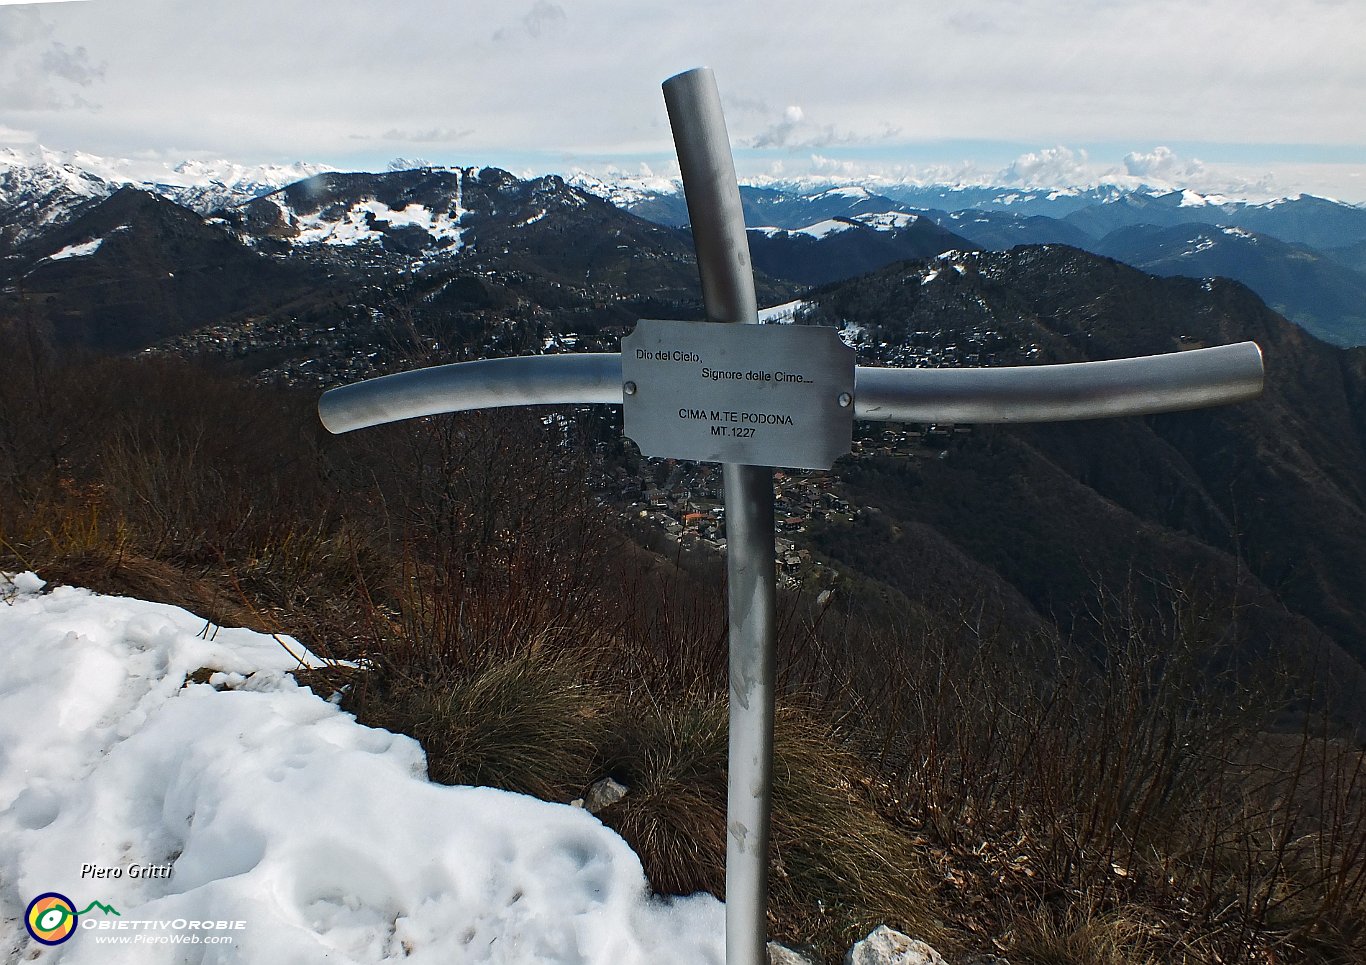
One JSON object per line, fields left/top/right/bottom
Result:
{"left": 663, "top": 67, "right": 774, "bottom": 965}
{"left": 317, "top": 68, "right": 1264, "bottom": 965}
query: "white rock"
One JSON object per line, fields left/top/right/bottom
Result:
{"left": 583, "top": 775, "right": 629, "bottom": 812}
{"left": 846, "top": 925, "right": 949, "bottom": 965}
{"left": 769, "top": 940, "right": 819, "bottom": 964}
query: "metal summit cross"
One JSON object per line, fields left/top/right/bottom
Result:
{"left": 318, "top": 68, "right": 1265, "bottom": 965}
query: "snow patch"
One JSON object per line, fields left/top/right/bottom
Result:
{"left": 935, "top": 250, "right": 972, "bottom": 275}
{"left": 515, "top": 208, "right": 548, "bottom": 228}
{"left": 1, "top": 570, "right": 46, "bottom": 601}
{"left": 46, "top": 237, "right": 103, "bottom": 260}
{"left": 839, "top": 321, "right": 866, "bottom": 347}
{"left": 291, "top": 198, "right": 465, "bottom": 250}
{"left": 748, "top": 220, "right": 855, "bottom": 240}
{"left": 0, "top": 580, "right": 724, "bottom": 963}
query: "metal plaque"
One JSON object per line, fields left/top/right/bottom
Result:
{"left": 621, "top": 318, "right": 855, "bottom": 469}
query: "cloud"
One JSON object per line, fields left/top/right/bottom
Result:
{"left": 800, "top": 153, "right": 997, "bottom": 188}
{"left": 786, "top": 145, "right": 1287, "bottom": 201}
{"left": 522, "top": 1, "right": 565, "bottom": 37}
{"left": 493, "top": 1, "right": 566, "bottom": 42}
{"left": 807, "top": 154, "right": 877, "bottom": 178}
{"left": 745, "top": 105, "right": 866, "bottom": 150}
{"left": 987, "top": 144, "right": 1280, "bottom": 198}
{"left": 945, "top": 8, "right": 1011, "bottom": 34}
{"left": 998, "top": 146, "right": 1093, "bottom": 187}
{"left": 5, "top": 0, "right": 1361, "bottom": 200}
{"left": 749, "top": 105, "right": 804, "bottom": 148}
{"left": 0, "top": 10, "right": 102, "bottom": 110}
{"left": 1119, "top": 146, "right": 1277, "bottom": 196}
{"left": 39, "top": 40, "right": 103, "bottom": 86}
{"left": 1122, "top": 145, "right": 1205, "bottom": 182}
{"left": 0, "top": 8, "right": 53, "bottom": 47}
{"left": 381, "top": 127, "right": 475, "bottom": 144}
{"left": 0, "top": 123, "right": 38, "bottom": 143}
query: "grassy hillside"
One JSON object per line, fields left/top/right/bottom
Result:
{"left": 3, "top": 316, "right": 1363, "bottom": 963}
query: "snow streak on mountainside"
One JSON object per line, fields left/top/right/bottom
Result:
{"left": 45, "top": 236, "right": 106, "bottom": 260}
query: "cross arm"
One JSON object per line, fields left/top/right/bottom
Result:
{"left": 853, "top": 340, "right": 1264, "bottom": 423}
{"left": 318, "top": 353, "right": 624, "bottom": 434}
{"left": 318, "top": 339, "right": 1263, "bottom": 435}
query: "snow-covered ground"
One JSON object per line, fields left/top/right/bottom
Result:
{"left": 0, "top": 574, "right": 723, "bottom": 964}
{"left": 288, "top": 198, "right": 466, "bottom": 249}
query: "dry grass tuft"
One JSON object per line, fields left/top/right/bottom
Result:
{"left": 596, "top": 693, "right": 951, "bottom": 960}
{"left": 1006, "top": 907, "right": 1158, "bottom": 965}
{"left": 594, "top": 692, "right": 731, "bottom": 897}
{"left": 357, "top": 652, "right": 606, "bottom": 802}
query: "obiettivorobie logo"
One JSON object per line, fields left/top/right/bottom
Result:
{"left": 24, "top": 891, "right": 247, "bottom": 947}
{"left": 24, "top": 893, "right": 120, "bottom": 946}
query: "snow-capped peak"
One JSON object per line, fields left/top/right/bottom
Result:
{"left": 0, "top": 145, "right": 110, "bottom": 200}
{"left": 0, "top": 147, "right": 115, "bottom": 245}
{"left": 567, "top": 170, "right": 681, "bottom": 209}
{"left": 853, "top": 210, "right": 920, "bottom": 231}
{"left": 0, "top": 145, "right": 337, "bottom": 215}
{"left": 138, "top": 158, "right": 338, "bottom": 213}
{"left": 166, "top": 157, "right": 334, "bottom": 190}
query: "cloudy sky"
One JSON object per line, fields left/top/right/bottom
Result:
{"left": 2, "top": 0, "right": 1364, "bottom": 200}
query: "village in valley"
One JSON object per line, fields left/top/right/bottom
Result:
{"left": 149, "top": 295, "right": 1025, "bottom": 585}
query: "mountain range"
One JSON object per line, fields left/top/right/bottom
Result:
{"left": 0, "top": 155, "right": 739, "bottom": 358}
{"left": 568, "top": 174, "right": 1366, "bottom": 347}
{"left": 8, "top": 147, "right": 1365, "bottom": 347}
